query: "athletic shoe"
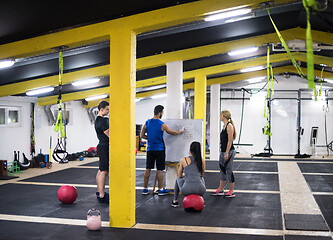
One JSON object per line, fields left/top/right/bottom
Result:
{"left": 225, "top": 190, "right": 235, "bottom": 198}
{"left": 211, "top": 188, "right": 224, "bottom": 196}
{"left": 158, "top": 188, "right": 171, "bottom": 196}
{"left": 98, "top": 194, "right": 109, "bottom": 203}
{"left": 96, "top": 192, "right": 109, "bottom": 198}
{"left": 171, "top": 201, "right": 179, "bottom": 208}
{"left": 142, "top": 188, "right": 149, "bottom": 195}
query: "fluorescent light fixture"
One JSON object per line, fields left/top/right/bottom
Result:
{"left": 325, "top": 79, "right": 333, "bottom": 84}
{"left": 85, "top": 94, "right": 108, "bottom": 101}
{"left": 225, "top": 16, "right": 251, "bottom": 23}
{"left": 72, "top": 78, "right": 100, "bottom": 86}
{"left": 205, "top": 8, "right": 251, "bottom": 22}
{"left": 135, "top": 98, "right": 142, "bottom": 102}
{"left": 151, "top": 94, "right": 167, "bottom": 99}
{"left": 228, "top": 47, "right": 259, "bottom": 56}
{"left": 0, "top": 59, "right": 15, "bottom": 69}
{"left": 246, "top": 76, "right": 266, "bottom": 84}
{"left": 241, "top": 66, "right": 264, "bottom": 73}
{"left": 26, "top": 87, "right": 54, "bottom": 96}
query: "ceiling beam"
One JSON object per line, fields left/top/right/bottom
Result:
{"left": 0, "top": 65, "right": 109, "bottom": 98}
{"left": 137, "top": 28, "right": 333, "bottom": 70}
{"left": 0, "top": 0, "right": 299, "bottom": 59}
{"left": 41, "top": 64, "right": 333, "bottom": 107}
{"left": 1, "top": 26, "right": 332, "bottom": 98}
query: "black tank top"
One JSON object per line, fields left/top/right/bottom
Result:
{"left": 220, "top": 122, "right": 234, "bottom": 152}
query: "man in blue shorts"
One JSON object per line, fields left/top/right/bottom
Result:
{"left": 94, "top": 101, "right": 109, "bottom": 203}
{"left": 140, "top": 105, "right": 184, "bottom": 196}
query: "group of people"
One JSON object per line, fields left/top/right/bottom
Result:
{"left": 94, "top": 102, "right": 237, "bottom": 207}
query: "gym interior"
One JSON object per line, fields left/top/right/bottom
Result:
{"left": 0, "top": 1, "right": 332, "bottom": 239}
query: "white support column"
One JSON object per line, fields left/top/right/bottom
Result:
{"left": 209, "top": 84, "right": 220, "bottom": 161}
{"left": 166, "top": 61, "right": 183, "bottom": 119}
{"left": 165, "top": 60, "right": 183, "bottom": 189}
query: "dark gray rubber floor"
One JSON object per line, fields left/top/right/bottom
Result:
{"left": 0, "top": 220, "right": 283, "bottom": 240}
{"left": 298, "top": 163, "right": 333, "bottom": 173}
{"left": 314, "top": 195, "right": 333, "bottom": 231}
{"left": 285, "top": 236, "right": 332, "bottom": 240}
{"left": 304, "top": 175, "right": 333, "bottom": 192}
{"left": 20, "top": 167, "right": 279, "bottom": 191}
{"left": 82, "top": 159, "right": 278, "bottom": 172}
{"left": 137, "top": 192, "right": 282, "bottom": 229}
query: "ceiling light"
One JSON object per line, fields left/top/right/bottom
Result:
{"left": 325, "top": 79, "right": 333, "bottom": 84}
{"left": 225, "top": 16, "right": 251, "bottom": 23}
{"left": 246, "top": 76, "right": 266, "bottom": 84}
{"left": 85, "top": 94, "right": 108, "bottom": 101}
{"left": 0, "top": 59, "right": 15, "bottom": 69}
{"left": 72, "top": 78, "right": 100, "bottom": 86}
{"left": 205, "top": 8, "right": 251, "bottom": 22}
{"left": 135, "top": 98, "right": 142, "bottom": 102}
{"left": 241, "top": 66, "right": 264, "bottom": 73}
{"left": 151, "top": 94, "right": 167, "bottom": 99}
{"left": 26, "top": 87, "right": 54, "bottom": 96}
{"left": 228, "top": 47, "right": 259, "bottom": 56}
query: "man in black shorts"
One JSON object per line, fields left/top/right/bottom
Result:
{"left": 94, "top": 101, "right": 109, "bottom": 203}
{"left": 140, "top": 105, "right": 184, "bottom": 195}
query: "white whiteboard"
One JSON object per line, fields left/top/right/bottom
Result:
{"left": 163, "top": 119, "right": 203, "bottom": 163}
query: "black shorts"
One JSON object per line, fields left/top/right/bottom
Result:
{"left": 146, "top": 150, "right": 165, "bottom": 170}
{"left": 97, "top": 144, "right": 109, "bottom": 171}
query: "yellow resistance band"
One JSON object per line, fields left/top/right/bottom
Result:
{"left": 54, "top": 51, "right": 65, "bottom": 138}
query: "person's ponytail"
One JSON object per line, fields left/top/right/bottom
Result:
{"left": 229, "top": 119, "right": 237, "bottom": 140}
{"left": 190, "top": 141, "right": 203, "bottom": 173}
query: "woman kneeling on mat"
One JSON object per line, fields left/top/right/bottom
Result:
{"left": 212, "top": 110, "right": 236, "bottom": 198}
{"left": 171, "top": 141, "right": 206, "bottom": 207}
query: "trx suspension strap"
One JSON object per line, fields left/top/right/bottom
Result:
{"left": 303, "top": 0, "right": 317, "bottom": 90}
{"left": 30, "top": 103, "right": 36, "bottom": 158}
{"left": 53, "top": 50, "right": 68, "bottom": 163}
{"left": 267, "top": 8, "right": 305, "bottom": 78}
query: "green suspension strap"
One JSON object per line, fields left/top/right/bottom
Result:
{"left": 303, "top": 0, "right": 317, "bottom": 90}
{"left": 54, "top": 51, "right": 66, "bottom": 138}
{"left": 320, "top": 66, "right": 324, "bottom": 97}
{"left": 267, "top": 8, "right": 304, "bottom": 78}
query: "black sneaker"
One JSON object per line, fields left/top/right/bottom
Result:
{"left": 98, "top": 194, "right": 109, "bottom": 203}
{"left": 171, "top": 201, "right": 179, "bottom": 208}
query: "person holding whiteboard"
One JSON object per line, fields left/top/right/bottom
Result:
{"left": 140, "top": 105, "right": 184, "bottom": 196}
{"left": 171, "top": 141, "right": 206, "bottom": 207}
{"left": 212, "top": 110, "right": 237, "bottom": 198}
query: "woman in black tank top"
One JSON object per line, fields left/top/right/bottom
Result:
{"left": 212, "top": 110, "right": 237, "bottom": 198}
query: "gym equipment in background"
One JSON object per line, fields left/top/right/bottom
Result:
{"left": 87, "top": 147, "right": 98, "bottom": 157}
{"left": 57, "top": 185, "right": 77, "bottom": 204}
{"left": 0, "top": 160, "right": 7, "bottom": 176}
{"left": 310, "top": 127, "right": 319, "bottom": 157}
{"left": 87, "top": 209, "right": 102, "bottom": 231}
{"left": 53, "top": 138, "right": 68, "bottom": 163}
{"left": 53, "top": 48, "right": 68, "bottom": 164}
{"left": 182, "top": 194, "right": 205, "bottom": 212}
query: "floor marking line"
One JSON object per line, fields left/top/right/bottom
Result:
{"left": 134, "top": 223, "right": 331, "bottom": 237}
{"left": 0, "top": 214, "right": 331, "bottom": 237}
{"left": 303, "top": 172, "right": 333, "bottom": 176}
{"left": 0, "top": 214, "right": 110, "bottom": 227}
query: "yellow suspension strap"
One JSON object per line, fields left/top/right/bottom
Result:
{"left": 54, "top": 51, "right": 65, "bottom": 138}
{"left": 303, "top": 0, "right": 317, "bottom": 90}
{"left": 267, "top": 8, "right": 305, "bottom": 78}
{"left": 320, "top": 66, "right": 324, "bottom": 97}
{"left": 264, "top": 46, "right": 273, "bottom": 137}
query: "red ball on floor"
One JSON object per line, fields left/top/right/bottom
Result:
{"left": 183, "top": 194, "right": 204, "bottom": 212}
{"left": 57, "top": 185, "right": 78, "bottom": 204}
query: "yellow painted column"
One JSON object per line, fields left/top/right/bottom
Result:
{"left": 109, "top": 28, "right": 136, "bottom": 228}
{"left": 194, "top": 74, "right": 207, "bottom": 159}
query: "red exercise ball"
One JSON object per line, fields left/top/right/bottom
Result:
{"left": 182, "top": 194, "right": 204, "bottom": 212}
{"left": 57, "top": 185, "right": 78, "bottom": 204}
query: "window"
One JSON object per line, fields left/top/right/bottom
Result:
{"left": 53, "top": 109, "right": 71, "bottom": 125}
{"left": 0, "top": 106, "right": 21, "bottom": 127}
{"left": 0, "top": 108, "right": 5, "bottom": 125}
